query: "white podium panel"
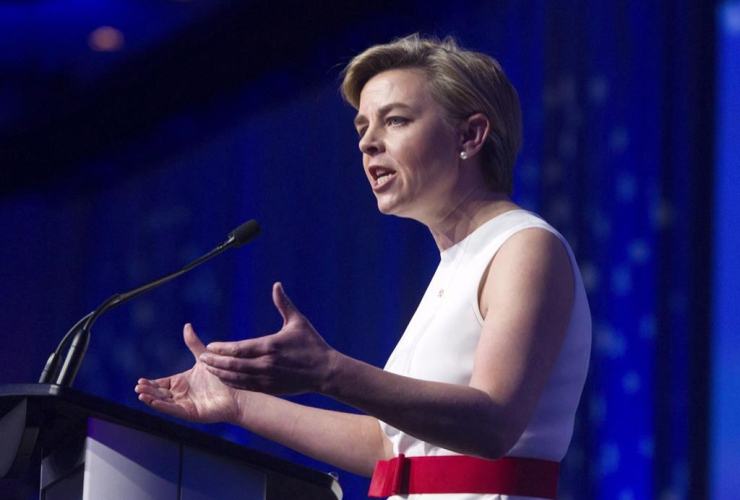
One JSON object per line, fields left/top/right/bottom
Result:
{"left": 83, "top": 418, "right": 180, "bottom": 500}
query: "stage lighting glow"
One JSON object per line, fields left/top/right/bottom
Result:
{"left": 711, "top": 2, "right": 740, "bottom": 498}
{"left": 88, "top": 26, "right": 125, "bottom": 52}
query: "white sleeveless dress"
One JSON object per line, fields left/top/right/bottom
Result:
{"left": 379, "top": 210, "right": 592, "bottom": 500}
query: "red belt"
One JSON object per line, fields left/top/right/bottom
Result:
{"left": 368, "top": 454, "right": 560, "bottom": 498}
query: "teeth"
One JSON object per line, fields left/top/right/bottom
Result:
{"left": 377, "top": 174, "right": 391, "bottom": 186}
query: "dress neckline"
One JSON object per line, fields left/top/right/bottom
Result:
{"left": 439, "top": 209, "right": 533, "bottom": 262}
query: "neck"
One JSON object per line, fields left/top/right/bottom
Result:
{"left": 426, "top": 187, "right": 519, "bottom": 252}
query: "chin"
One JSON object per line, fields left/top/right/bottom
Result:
{"left": 375, "top": 195, "right": 403, "bottom": 216}
{"left": 376, "top": 203, "right": 395, "bottom": 215}
{"left": 375, "top": 192, "right": 424, "bottom": 220}
{"left": 376, "top": 201, "right": 417, "bottom": 221}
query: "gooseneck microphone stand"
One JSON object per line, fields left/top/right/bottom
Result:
{"left": 38, "top": 220, "right": 261, "bottom": 387}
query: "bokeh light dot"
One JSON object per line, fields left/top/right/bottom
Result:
{"left": 89, "top": 26, "right": 125, "bottom": 52}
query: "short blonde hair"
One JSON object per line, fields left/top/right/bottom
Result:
{"left": 341, "top": 34, "right": 522, "bottom": 196}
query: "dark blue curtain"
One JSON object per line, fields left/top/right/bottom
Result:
{"left": 538, "top": 2, "right": 714, "bottom": 498}
{"left": 0, "top": 1, "right": 715, "bottom": 498}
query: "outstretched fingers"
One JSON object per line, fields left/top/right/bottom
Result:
{"left": 184, "top": 323, "right": 207, "bottom": 359}
{"left": 205, "top": 283, "right": 299, "bottom": 358}
{"left": 135, "top": 378, "right": 173, "bottom": 402}
{"left": 135, "top": 378, "right": 189, "bottom": 418}
{"left": 200, "top": 351, "right": 268, "bottom": 373}
{"left": 136, "top": 377, "right": 170, "bottom": 395}
{"left": 206, "top": 335, "right": 273, "bottom": 358}
{"left": 272, "top": 282, "right": 300, "bottom": 326}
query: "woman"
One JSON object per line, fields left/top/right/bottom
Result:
{"left": 135, "top": 34, "right": 591, "bottom": 499}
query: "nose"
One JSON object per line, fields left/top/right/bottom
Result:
{"left": 358, "top": 125, "right": 383, "bottom": 156}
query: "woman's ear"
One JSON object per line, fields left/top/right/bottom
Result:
{"left": 458, "top": 113, "right": 490, "bottom": 158}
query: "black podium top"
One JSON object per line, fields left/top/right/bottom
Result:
{"left": 0, "top": 383, "right": 341, "bottom": 499}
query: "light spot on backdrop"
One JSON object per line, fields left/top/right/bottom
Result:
{"left": 659, "top": 490, "right": 682, "bottom": 500}
{"left": 543, "top": 160, "right": 564, "bottom": 184}
{"left": 589, "top": 210, "right": 613, "bottom": 240}
{"left": 622, "top": 371, "right": 641, "bottom": 395}
{"left": 543, "top": 74, "right": 577, "bottom": 110}
{"left": 589, "top": 75, "right": 610, "bottom": 104}
{"left": 639, "top": 436, "right": 654, "bottom": 458}
{"left": 725, "top": 2, "right": 740, "bottom": 34}
{"left": 611, "top": 264, "right": 633, "bottom": 296}
{"left": 88, "top": 26, "right": 125, "bottom": 52}
{"left": 671, "top": 462, "right": 690, "bottom": 496}
{"left": 651, "top": 199, "right": 675, "bottom": 228}
{"left": 115, "top": 337, "right": 140, "bottom": 374}
{"left": 609, "top": 127, "right": 630, "bottom": 154}
{"left": 558, "top": 74, "right": 578, "bottom": 104}
{"left": 183, "top": 269, "right": 222, "bottom": 306}
{"left": 618, "top": 489, "right": 635, "bottom": 500}
{"left": 616, "top": 172, "right": 638, "bottom": 203}
{"left": 547, "top": 197, "right": 572, "bottom": 223}
{"left": 580, "top": 261, "right": 600, "bottom": 292}
{"left": 132, "top": 301, "right": 157, "bottom": 328}
{"left": 628, "top": 239, "right": 652, "bottom": 264}
{"left": 599, "top": 443, "right": 621, "bottom": 477}
{"left": 594, "top": 323, "right": 627, "bottom": 358}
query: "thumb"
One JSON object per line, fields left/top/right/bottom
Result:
{"left": 272, "top": 282, "right": 300, "bottom": 326}
{"left": 183, "top": 323, "right": 207, "bottom": 360}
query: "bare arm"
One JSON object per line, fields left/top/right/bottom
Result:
{"left": 202, "top": 228, "right": 574, "bottom": 459}
{"left": 136, "top": 325, "right": 392, "bottom": 477}
{"left": 230, "top": 392, "right": 392, "bottom": 476}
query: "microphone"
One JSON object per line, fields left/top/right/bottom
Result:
{"left": 39, "top": 220, "right": 261, "bottom": 387}
{"left": 228, "top": 219, "right": 261, "bottom": 247}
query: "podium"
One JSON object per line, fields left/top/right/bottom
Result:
{"left": 0, "top": 384, "right": 342, "bottom": 499}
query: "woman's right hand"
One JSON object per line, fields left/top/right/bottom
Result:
{"left": 135, "top": 323, "right": 242, "bottom": 424}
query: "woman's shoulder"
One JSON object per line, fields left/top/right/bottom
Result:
{"left": 469, "top": 209, "right": 567, "bottom": 254}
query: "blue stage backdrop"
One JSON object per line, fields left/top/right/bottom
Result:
{"left": 0, "top": 1, "right": 717, "bottom": 498}
{"left": 711, "top": 2, "right": 740, "bottom": 498}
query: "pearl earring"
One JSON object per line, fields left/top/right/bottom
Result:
{"left": 460, "top": 151, "right": 469, "bottom": 160}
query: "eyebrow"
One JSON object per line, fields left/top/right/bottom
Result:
{"left": 354, "top": 102, "right": 415, "bottom": 128}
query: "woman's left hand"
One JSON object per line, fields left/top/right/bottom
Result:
{"left": 198, "top": 282, "right": 338, "bottom": 395}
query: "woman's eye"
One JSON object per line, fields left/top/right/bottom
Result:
{"left": 387, "top": 116, "right": 407, "bottom": 126}
{"left": 357, "top": 127, "right": 367, "bottom": 138}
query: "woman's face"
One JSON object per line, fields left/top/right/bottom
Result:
{"left": 355, "top": 69, "right": 461, "bottom": 222}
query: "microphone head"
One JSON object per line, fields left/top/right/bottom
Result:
{"left": 229, "top": 219, "right": 261, "bottom": 247}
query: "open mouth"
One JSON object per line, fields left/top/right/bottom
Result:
{"left": 369, "top": 166, "right": 397, "bottom": 188}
